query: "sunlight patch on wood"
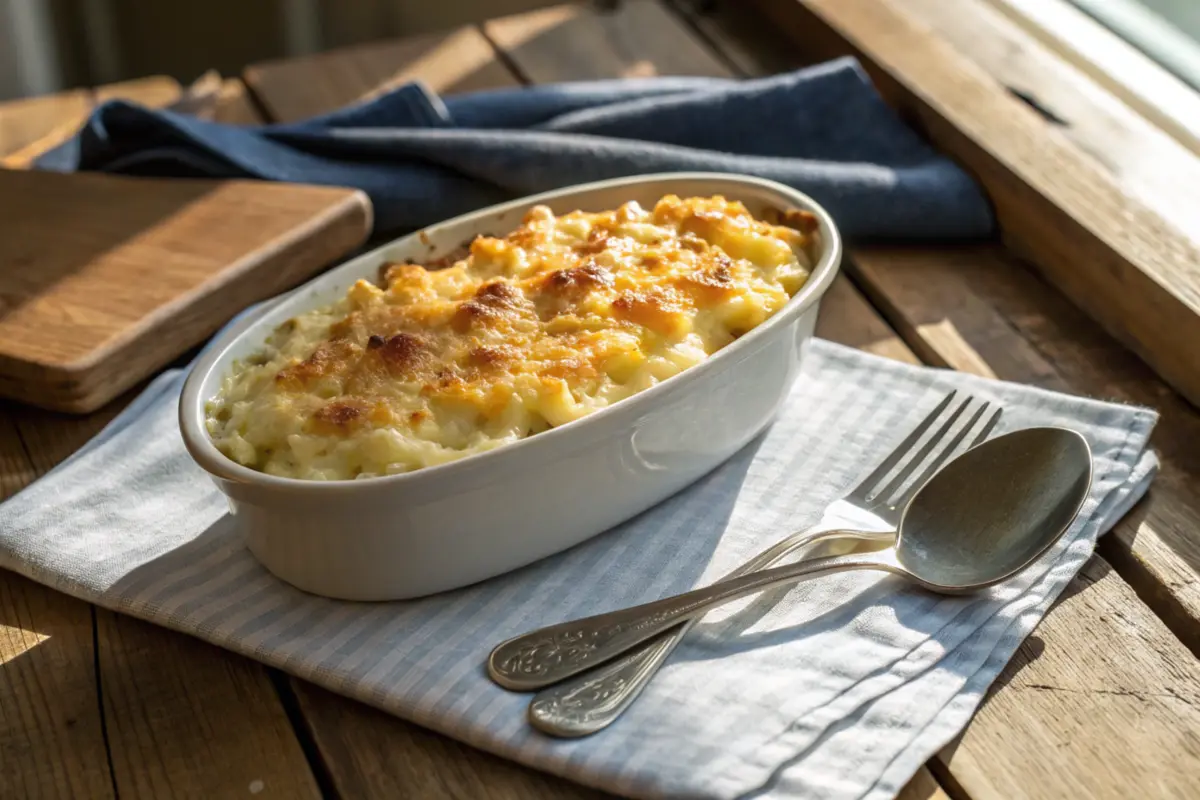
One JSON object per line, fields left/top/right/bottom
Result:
{"left": 485, "top": 5, "right": 579, "bottom": 49}
{"left": 365, "top": 28, "right": 505, "bottom": 99}
{"left": 915, "top": 318, "right": 998, "bottom": 378}
{"left": 0, "top": 624, "right": 50, "bottom": 663}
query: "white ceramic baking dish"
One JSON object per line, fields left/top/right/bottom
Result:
{"left": 179, "top": 173, "right": 843, "bottom": 600}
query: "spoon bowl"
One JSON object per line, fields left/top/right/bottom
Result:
{"left": 897, "top": 426, "right": 1092, "bottom": 592}
{"left": 488, "top": 427, "right": 1094, "bottom": 691}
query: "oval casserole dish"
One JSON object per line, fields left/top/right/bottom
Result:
{"left": 179, "top": 173, "right": 843, "bottom": 600}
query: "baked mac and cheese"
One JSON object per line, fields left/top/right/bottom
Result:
{"left": 206, "top": 195, "right": 819, "bottom": 480}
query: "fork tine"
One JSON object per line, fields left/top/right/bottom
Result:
{"left": 869, "top": 393, "right": 973, "bottom": 502}
{"left": 972, "top": 406, "right": 1003, "bottom": 447}
{"left": 887, "top": 400, "right": 994, "bottom": 509}
{"left": 849, "top": 390, "right": 957, "bottom": 496}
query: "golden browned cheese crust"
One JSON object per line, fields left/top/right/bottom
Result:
{"left": 206, "top": 195, "right": 818, "bottom": 480}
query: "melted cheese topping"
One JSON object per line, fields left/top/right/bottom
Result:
{"left": 206, "top": 195, "right": 818, "bottom": 480}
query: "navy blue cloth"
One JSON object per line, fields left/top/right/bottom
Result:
{"left": 37, "top": 57, "right": 993, "bottom": 240}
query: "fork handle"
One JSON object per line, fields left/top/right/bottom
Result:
{"left": 487, "top": 540, "right": 901, "bottom": 692}
{"left": 527, "top": 527, "right": 893, "bottom": 736}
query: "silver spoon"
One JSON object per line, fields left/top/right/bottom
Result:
{"left": 488, "top": 427, "right": 1092, "bottom": 694}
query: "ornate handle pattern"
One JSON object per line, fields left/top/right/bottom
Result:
{"left": 487, "top": 543, "right": 900, "bottom": 691}
{"left": 489, "top": 606, "right": 692, "bottom": 687}
{"left": 525, "top": 528, "right": 894, "bottom": 736}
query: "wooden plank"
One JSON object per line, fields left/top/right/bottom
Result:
{"left": 486, "top": 1, "right": 732, "bottom": 84}
{"left": 900, "top": 0, "right": 1200, "bottom": 251}
{"left": 2, "top": 393, "right": 323, "bottom": 800}
{"left": 0, "top": 76, "right": 183, "bottom": 169}
{"left": 666, "top": 0, "right": 804, "bottom": 76}
{"left": 0, "top": 573, "right": 114, "bottom": 800}
{"left": 0, "top": 76, "right": 144, "bottom": 799}
{"left": 0, "top": 74, "right": 257, "bottom": 171}
{"left": 815, "top": 275, "right": 922, "bottom": 363}
{"left": 673, "top": 1, "right": 1200, "bottom": 796}
{"left": 98, "top": 610, "right": 319, "bottom": 798}
{"left": 291, "top": 682, "right": 612, "bottom": 799}
{"left": 0, "top": 291, "right": 112, "bottom": 800}
{"left": 749, "top": 0, "right": 1200, "bottom": 413}
{"left": 92, "top": 75, "right": 182, "bottom": 108}
{"left": 897, "top": 766, "right": 952, "bottom": 800}
{"left": 0, "top": 169, "right": 371, "bottom": 413}
{"left": 244, "top": 27, "right": 517, "bottom": 123}
{"left": 2, "top": 399, "right": 324, "bottom": 799}
{"left": 0, "top": 409, "right": 36, "bottom": 498}
{"left": 11, "top": 392, "right": 134, "bottom": 477}
{"left": 937, "top": 558, "right": 1200, "bottom": 800}
{"left": 482, "top": 1, "right": 732, "bottom": 80}
{"left": 215, "top": 78, "right": 264, "bottom": 125}
{"left": 0, "top": 89, "right": 91, "bottom": 160}
{"left": 983, "top": 0, "right": 1200, "bottom": 160}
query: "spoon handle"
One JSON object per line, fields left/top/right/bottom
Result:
{"left": 487, "top": 544, "right": 900, "bottom": 691}
{"left": 527, "top": 528, "right": 893, "bottom": 737}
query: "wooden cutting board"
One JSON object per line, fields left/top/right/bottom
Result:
{"left": 0, "top": 168, "right": 372, "bottom": 413}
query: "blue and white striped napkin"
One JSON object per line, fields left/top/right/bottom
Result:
{"left": 0, "top": 336, "right": 1156, "bottom": 800}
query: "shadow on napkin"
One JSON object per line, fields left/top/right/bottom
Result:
{"left": 100, "top": 429, "right": 768, "bottom": 635}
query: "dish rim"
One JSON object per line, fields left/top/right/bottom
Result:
{"left": 178, "top": 172, "right": 844, "bottom": 494}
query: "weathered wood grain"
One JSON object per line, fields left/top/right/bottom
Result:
{"left": 749, "top": 0, "right": 1200, "bottom": 415}
{"left": 900, "top": 0, "right": 1200, "bottom": 247}
{"left": 483, "top": 1, "right": 730, "bottom": 80}
{"left": 291, "top": 681, "right": 614, "bottom": 799}
{"left": 0, "top": 76, "right": 183, "bottom": 169}
{"left": 0, "top": 169, "right": 371, "bottom": 412}
{"left": 812, "top": 275, "right": 918, "bottom": 363}
{"left": 92, "top": 75, "right": 183, "bottom": 108}
{"left": 0, "top": 410, "right": 35, "bottom": 498}
{"left": 244, "top": 27, "right": 517, "bottom": 123}
{"left": 667, "top": 0, "right": 803, "bottom": 76}
{"left": 1, "top": 403, "right": 323, "bottom": 800}
{"left": 937, "top": 558, "right": 1200, "bottom": 800}
{"left": 214, "top": 78, "right": 263, "bottom": 125}
{"left": 983, "top": 0, "right": 1200, "bottom": 159}
{"left": 0, "top": 89, "right": 91, "bottom": 160}
{"left": 0, "top": 361, "right": 113, "bottom": 800}
{"left": 0, "top": 574, "right": 113, "bottom": 799}
{"left": 97, "top": 609, "right": 319, "bottom": 798}
{"left": 896, "top": 766, "right": 952, "bottom": 800}
{"left": 0, "top": 73, "right": 261, "bottom": 170}
{"left": 1, "top": 393, "right": 324, "bottom": 798}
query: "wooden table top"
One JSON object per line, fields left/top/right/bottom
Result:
{"left": 2, "top": 2, "right": 1199, "bottom": 798}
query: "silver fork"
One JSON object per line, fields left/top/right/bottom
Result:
{"left": 523, "top": 391, "right": 1003, "bottom": 737}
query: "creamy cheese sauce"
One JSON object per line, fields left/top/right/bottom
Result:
{"left": 206, "top": 195, "right": 818, "bottom": 480}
